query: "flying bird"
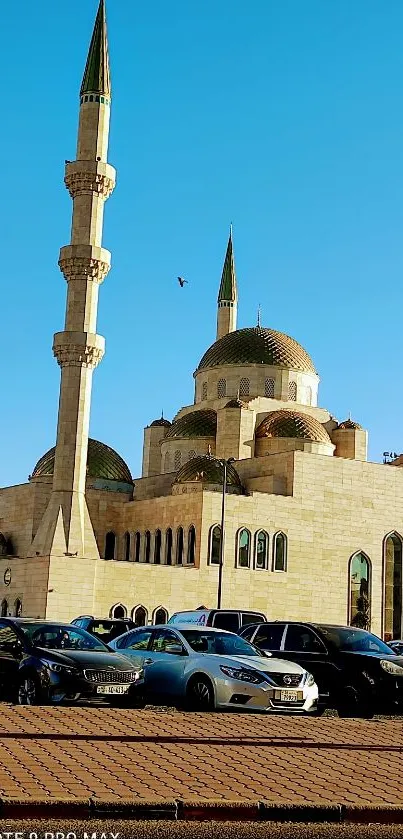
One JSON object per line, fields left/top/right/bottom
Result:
{"left": 177, "top": 276, "right": 188, "bottom": 287}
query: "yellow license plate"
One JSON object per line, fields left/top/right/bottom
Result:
{"left": 278, "top": 690, "right": 303, "bottom": 702}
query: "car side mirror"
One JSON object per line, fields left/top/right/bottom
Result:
{"left": 164, "top": 643, "right": 185, "bottom": 656}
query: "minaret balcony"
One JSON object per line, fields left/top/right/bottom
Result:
{"left": 59, "top": 244, "right": 111, "bottom": 285}
{"left": 64, "top": 160, "right": 116, "bottom": 200}
{"left": 53, "top": 331, "right": 105, "bottom": 369}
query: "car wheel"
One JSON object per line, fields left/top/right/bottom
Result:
{"left": 186, "top": 675, "right": 215, "bottom": 711}
{"left": 337, "top": 685, "right": 374, "bottom": 719}
{"left": 17, "top": 675, "right": 45, "bottom": 706}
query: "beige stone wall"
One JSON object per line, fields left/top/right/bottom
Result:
{"left": 142, "top": 426, "right": 166, "bottom": 477}
{"left": 194, "top": 364, "right": 319, "bottom": 406}
{"left": 331, "top": 428, "right": 368, "bottom": 461}
{"left": 160, "top": 438, "right": 215, "bottom": 473}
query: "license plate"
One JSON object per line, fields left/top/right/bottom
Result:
{"left": 279, "top": 690, "right": 301, "bottom": 702}
{"left": 96, "top": 685, "right": 130, "bottom": 695}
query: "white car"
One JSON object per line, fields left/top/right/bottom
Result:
{"left": 109, "top": 624, "right": 319, "bottom": 713}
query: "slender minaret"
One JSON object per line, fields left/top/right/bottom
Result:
{"left": 216, "top": 226, "right": 238, "bottom": 340}
{"left": 30, "top": 0, "right": 115, "bottom": 559}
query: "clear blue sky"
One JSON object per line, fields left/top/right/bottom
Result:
{"left": 1, "top": 0, "right": 403, "bottom": 485}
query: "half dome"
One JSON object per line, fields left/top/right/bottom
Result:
{"left": 196, "top": 326, "right": 316, "bottom": 374}
{"left": 165, "top": 409, "right": 217, "bottom": 439}
{"left": 174, "top": 454, "right": 241, "bottom": 488}
{"left": 256, "top": 410, "right": 331, "bottom": 444}
{"left": 32, "top": 438, "right": 132, "bottom": 483}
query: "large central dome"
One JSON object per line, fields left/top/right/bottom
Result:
{"left": 196, "top": 327, "right": 316, "bottom": 374}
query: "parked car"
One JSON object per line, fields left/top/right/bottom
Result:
{"left": 168, "top": 609, "right": 266, "bottom": 633}
{"left": 239, "top": 621, "right": 403, "bottom": 717}
{"left": 0, "top": 618, "right": 145, "bottom": 706}
{"left": 71, "top": 615, "right": 137, "bottom": 643}
{"left": 109, "top": 624, "right": 318, "bottom": 713}
{"left": 387, "top": 640, "right": 403, "bottom": 656}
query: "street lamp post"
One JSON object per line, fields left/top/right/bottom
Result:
{"left": 217, "top": 457, "right": 235, "bottom": 609}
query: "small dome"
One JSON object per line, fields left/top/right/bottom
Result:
{"left": 150, "top": 416, "right": 171, "bottom": 428}
{"left": 174, "top": 454, "right": 242, "bottom": 488}
{"left": 336, "top": 419, "right": 362, "bottom": 430}
{"left": 225, "top": 398, "right": 249, "bottom": 409}
{"left": 165, "top": 409, "right": 217, "bottom": 439}
{"left": 256, "top": 410, "right": 331, "bottom": 444}
{"left": 197, "top": 326, "right": 316, "bottom": 374}
{"left": 32, "top": 438, "right": 132, "bottom": 483}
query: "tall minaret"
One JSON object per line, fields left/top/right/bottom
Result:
{"left": 30, "top": 0, "right": 115, "bottom": 559}
{"left": 216, "top": 227, "right": 238, "bottom": 340}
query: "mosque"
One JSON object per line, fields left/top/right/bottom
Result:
{"left": 1, "top": 0, "right": 403, "bottom": 640}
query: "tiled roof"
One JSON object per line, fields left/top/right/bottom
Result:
{"left": 165, "top": 410, "right": 217, "bottom": 439}
{"left": 32, "top": 439, "right": 132, "bottom": 483}
{"left": 80, "top": 0, "right": 111, "bottom": 97}
{"left": 174, "top": 454, "right": 241, "bottom": 487}
{"left": 197, "top": 327, "right": 316, "bottom": 374}
{"left": 256, "top": 410, "right": 331, "bottom": 444}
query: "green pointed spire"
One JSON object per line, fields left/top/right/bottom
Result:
{"left": 80, "top": 0, "right": 111, "bottom": 98}
{"left": 218, "top": 226, "right": 237, "bottom": 302}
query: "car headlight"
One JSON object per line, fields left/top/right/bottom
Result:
{"left": 133, "top": 669, "right": 144, "bottom": 681}
{"left": 380, "top": 659, "right": 403, "bottom": 676}
{"left": 220, "top": 666, "right": 264, "bottom": 684}
{"left": 41, "top": 659, "right": 76, "bottom": 675}
{"left": 305, "top": 672, "right": 316, "bottom": 687}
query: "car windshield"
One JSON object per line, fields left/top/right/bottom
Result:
{"left": 181, "top": 630, "right": 260, "bottom": 656}
{"left": 89, "top": 621, "right": 133, "bottom": 643}
{"left": 317, "top": 626, "right": 394, "bottom": 655}
{"left": 20, "top": 623, "right": 108, "bottom": 652}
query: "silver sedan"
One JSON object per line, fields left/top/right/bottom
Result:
{"left": 109, "top": 624, "right": 319, "bottom": 713}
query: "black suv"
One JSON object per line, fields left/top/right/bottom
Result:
{"left": 0, "top": 618, "right": 145, "bottom": 706}
{"left": 240, "top": 621, "right": 403, "bottom": 717}
{"left": 71, "top": 616, "right": 137, "bottom": 644}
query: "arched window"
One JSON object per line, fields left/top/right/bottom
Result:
{"left": 14, "top": 599, "right": 22, "bottom": 618}
{"left": 188, "top": 450, "right": 197, "bottom": 460}
{"left": 154, "top": 529, "right": 162, "bottom": 564}
{"left": 255, "top": 530, "right": 269, "bottom": 570}
{"left": 110, "top": 603, "right": 127, "bottom": 619}
{"left": 217, "top": 378, "right": 227, "bottom": 398}
{"left": 187, "top": 525, "right": 196, "bottom": 564}
{"left": 104, "top": 531, "right": 116, "bottom": 560}
{"left": 164, "top": 452, "right": 171, "bottom": 473}
{"left": 133, "top": 605, "right": 148, "bottom": 626}
{"left": 124, "top": 532, "right": 131, "bottom": 562}
{"left": 166, "top": 528, "right": 173, "bottom": 565}
{"left": 237, "top": 528, "right": 251, "bottom": 568}
{"left": 306, "top": 385, "right": 312, "bottom": 405}
{"left": 134, "top": 532, "right": 141, "bottom": 562}
{"left": 174, "top": 450, "right": 181, "bottom": 470}
{"left": 144, "top": 531, "right": 151, "bottom": 563}
{"left": 288, "top": 381, "right": 297, "bottom": 401}
{"left": 239, "top": 378, "right": 250, "bottom": 397}
{"left": 209, "top": 524, "right": 221, "bottom": 565}
{"left": 202, "top": 382, "right": 208, "bottom": 400}
{"left": 0, "top": 600, "right": 7, "bottom": 617}
{"left": 176, "top": 527, "right": 184, "bottom": 565}
{"left": 383, "top": 533, "right": 402, "bottom": 639}
{"left": 265, "top": 378, "right": 275, "bottom": 398}
{"left": 349, "top": 552, "right": 371, "bottom": 629}
{"left": 273, "top": 531, "right": 287, "bottom": 571}
{"left": 153, "top": 606, "right": 168, "bottom": 624}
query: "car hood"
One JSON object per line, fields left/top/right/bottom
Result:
{"left": 209, "top": 655, "right": 306, "bottom": 674}
{"left": 34, "top": 648, "right": 141, "bottom": 671}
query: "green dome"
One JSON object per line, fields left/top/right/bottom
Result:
{"left": 256, "top": 410, "right": 331, "bottom": 444}
{"left": 196, "top": 327, "right": 316, "bottom": 374}
{"left": 174, "top": 454, "right": 242, "bottom": 488}
{"left": 165, "top": 410, "right": 217, "bottom": 439}
{"left": 32, "top": 438, "right": 132, "bottom": 483}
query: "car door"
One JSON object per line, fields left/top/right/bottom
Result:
{"left": 281, "top": 624, "right": 338, "bottom": 699}
{"left": 144, "top": 629, "right": 188, "bottom": 698}
{"left": 249, "top": 623, "right": 286, "bottom": 653}
{"left": 0, "top": 622, "right": 24, "bottom": 698}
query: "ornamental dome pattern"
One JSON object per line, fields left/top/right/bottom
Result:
{"left": 165, "top": 409, "right": 217, "bottom": 440}
{"left": 174, "top": 454, "right": 242, "bottom": 488}
{"left": 196, "top": 327, "right": 316, "bottom": 374}
{"left": 255, "top": 410, "right": 331, "bottom": 444}
{"left": 32, "top": 438, "right": 132, "bottom": 483}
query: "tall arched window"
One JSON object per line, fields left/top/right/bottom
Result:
{"left": 14, "top": 599, "right": 22, "bottom": 618}
{"left": 288, "top": 381, "right": 297, "bottom": 401}
{"left": 124, "top": 532, "right": 131, "bottom": 562}
{"left": 255, "top": 530, "right": 269, "bottom": 570}
{"left": 349, "top": 552, "right": 371, "bottom": 629}
{"left": 0, "top": 600, "right": 7, "bottom": 617}
{"left": 239, "top": 378, "right": 250, "bottom": 397}
{"left": 265, "top": 378, "right": 275, "bottom": 398}
{"left": 144, "top": 531, "right": 151, "bottom": 563}
{"left": 176, "top": 527, "right": 184, "bottom": 565}
{"left": 209, "top": 524, "right": 221, "bottom": 565}
{"left": 166, "top": 528, "right": 173, "bottom": 565}
{"left": 237, "top": 528, "right": 251, "bottom": 568}
{"left": 104, "top": 531, "right": 116, "bottom": 560}
{"left": 154, "top": 529, "right": 162, "bottom": 564}
{"left": 164, "top": 452, "right": 171, "bottom": 473}
{"left": 383, "top": 533, "right": 403, "bottom": 639}
{"left": 174, "top": 450, "right": 181, "bottom": 470}
{"left": 273, "top": 531, "right": 287, "bottom": 571}
{"left": 202, "top": 382, "right": 208, "bottom": 400}
{"left": 188, "top": 450, "right": 197, "bottom": 460}
{"left": 217, "top": 378, "right": 227, "bottom": 398}
{"left": 154, "top": 606, "right": 168, "bottom": 624}
{"left": 134, "top": 532, "right": 141, "bottom": 562}
{"left": 133, "top": 605, "right": 148, "bottom": 626}
{"left": 187, "top": 525, "right": 196, "bottom": 564}
{"left": 110, "top": 603, "right": 127, "bottom": 619}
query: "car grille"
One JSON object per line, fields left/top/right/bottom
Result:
{"left": 83, "top": 669, "right": 138, "bottom": 684}
{"left": 271, "top": 699, "right": 306, "bottom": 710}
{"left": 267, "top": 672, "right": 302, "bottom": 687}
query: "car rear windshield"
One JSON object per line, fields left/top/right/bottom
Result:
{"left": 20, "top": 623, "right": 108, "bottom": 651}
{"left": 90, "top": 621, "right": 134, "bottom": 642}
{"left": 317, "top": 626, "right": 393, "bottom": 654}
{"left": 181, "top": 630, "right": 260, "bottom": 656}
